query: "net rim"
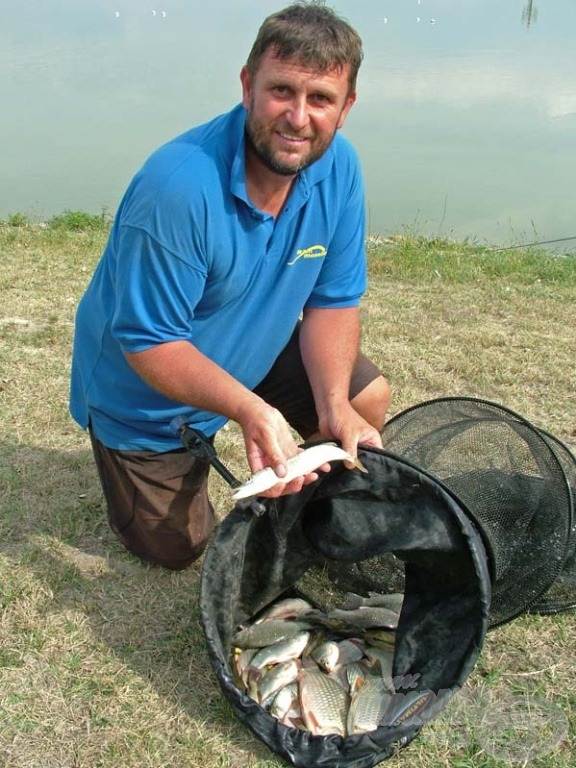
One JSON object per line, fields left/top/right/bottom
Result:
{"left": 383, "top": 396, "right": 576, "bottom": 623}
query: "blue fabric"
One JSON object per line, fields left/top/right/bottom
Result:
{"left": 70, "top": 104, "right": 367, "bottom": 450}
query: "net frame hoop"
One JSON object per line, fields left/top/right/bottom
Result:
{"left": 384, "top": 395, "right": 575, "bottom": 622}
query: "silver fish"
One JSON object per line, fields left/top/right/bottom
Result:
{"left": 232, "top": 647, "right": 258, "bottom": 686}
{"left": 258, "top": 660, "right": 301, "bottom": 705}
{"left": 364, "top": 647, "right": 394, "bottom": 691}
{"left": 246, "top": 667, "right": 261, "bottom": 702}
{"left": 346, "top": 661, "right": 368, "bottom": 695}
{"left": 326, "top": 606, "right": 400, "bottom": 630}
{"left": 232, "top": 594, "right": 405, "bottom": 737}
{"left": 336, "top": 639, "right": 365, "bottom": 666}
{"left": 254, "top": 597, "right": 314, "bottom": 624}
{"left": 347, "top": 677, "right": 392, "bottom": 735}
{"left": 327, "top": 665, "right": 351, "bottom": 692}
{"left": 342, "top": 591, "right": 404, "bottom": 613}
{"left": 232, "top": 442, "right": 368, "bottom": 501}
{"left": 280, "top": 705, "right": 306, "bottom": 731}
{"left": 299, "top": 667, "right": 349, "bottom": 737}
{"left": 269, "top": 682, "right": 299, "bottom": 720}
{"left": 310, "top": 640, "right": 340, "bottom": 673}
{"left": 232, "top": 619, "right": 311, "bottom": 649}
{"left": 310, "top": 638, "right": 364, "bottom": 676}
{"left": 250, "top": 631, "right": 311, "bottom": 669}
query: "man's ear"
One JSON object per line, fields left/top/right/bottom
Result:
{"left": 240, "top": 66, "right": 252, "bottom": 109}
{"left": 337, "top": 91, "right": 357, "bottom": 130}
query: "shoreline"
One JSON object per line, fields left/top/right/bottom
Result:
{"left": 1, "top": 210, "right": 575, "bottom": 257}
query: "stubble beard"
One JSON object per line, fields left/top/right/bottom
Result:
{"left": 244, "top": 108, "right": 336, "bottom": 177}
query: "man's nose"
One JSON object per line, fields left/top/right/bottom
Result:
{"left": 285, "top": 96, "right": 310, "bottom": 131}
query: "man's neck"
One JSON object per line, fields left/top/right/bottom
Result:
{"left": 244, "top": 149, "right": 298, "bottom": 218}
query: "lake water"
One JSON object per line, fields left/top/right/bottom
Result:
{"left": 2, "top": 0, "right": 576, "bottom": 250}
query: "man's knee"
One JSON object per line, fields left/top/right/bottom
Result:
{"left": 136, "top": 536, "right": 211, "bottom": 571}
{"left": 351, "top": 374, "right": 390, "bottom": 432}
{"left": 113, "top": 485, "right": 216, "bottom": 571}
{"left": 89, "top": 431, "right": 215, "bottom": 570}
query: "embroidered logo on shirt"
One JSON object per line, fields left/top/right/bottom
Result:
{"left": 287, "top": 244, "right": 328, "bottom": 266}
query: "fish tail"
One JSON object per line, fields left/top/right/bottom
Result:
{"left": 354, "top": 458, "right": 369, "bottom": 474}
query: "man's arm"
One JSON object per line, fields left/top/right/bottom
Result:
{"left": 299, "top": 306, "right": 383, "bottom": 458}
{"left": 124, "top": 341, "right": 317, "bottom": 496}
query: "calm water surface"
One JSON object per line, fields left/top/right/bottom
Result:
{"left": 2, "top": 0, "right": 575, "bottom": 248}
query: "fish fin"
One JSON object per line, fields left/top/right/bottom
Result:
{"left": 286, "top": 716, "right": 307, "bottom": 731}
{"left": 354, "top": 457, "right": 369, "bottom": 474}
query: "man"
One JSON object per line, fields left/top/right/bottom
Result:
{"left": 70, "top": 1, "right": 390, "bottom": 570}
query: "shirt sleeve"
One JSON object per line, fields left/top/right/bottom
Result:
{"left": 305, "top": 148, "right": 367, "bottom": 309}
{"left": 110, "top": 224, "right": 208, "bottom": 353}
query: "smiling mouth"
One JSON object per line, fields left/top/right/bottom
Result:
{"left": 276, "top": 132, "right": 310, "bottom": 144}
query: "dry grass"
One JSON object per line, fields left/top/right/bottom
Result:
{"left": 0, "top": 221, "right": 574, "bottom": 767}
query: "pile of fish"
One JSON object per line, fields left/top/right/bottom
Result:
{"left": 230, "top": 592, "right": 431, "bottom": 737}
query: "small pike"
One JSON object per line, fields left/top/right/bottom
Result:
{"left": 326, "top": 606, "right": 400, "bottom": 630}
{"left": 362, "top": 628, "right": 397, "bottom": 652}
{"left": 382, "top": 690, "right": 436, "bottom": 727}
{"left": 232, "top": 442, "right": 368, "bottom": 501}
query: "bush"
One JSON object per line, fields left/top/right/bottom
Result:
{"left": 47, "top": 209, "right": 111, "bottom": 232}
{"left": 5, "top": 212, "right": 31, "bottom": 227}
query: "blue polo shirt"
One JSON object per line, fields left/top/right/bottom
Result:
{"left": 70, "top": 104, "right": 367, "bottom": 450}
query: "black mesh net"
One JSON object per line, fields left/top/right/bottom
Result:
{"left": 381, "top": 397, "right": 576, "bottom": 627}
{"left": 528, "top": 428, "right": 576, "bottom": 614}
{"left": 195, "top": 396, "right": 574, "bottom": 766}
{"left": 200, "top": 449, "right": 490, "bottom": 768}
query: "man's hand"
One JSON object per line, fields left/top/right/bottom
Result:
{"left": 317, "top": 400, "right": 382, "bottom": 467}
{"left": 236, "top": 398, "right": 328, "bottom": 498}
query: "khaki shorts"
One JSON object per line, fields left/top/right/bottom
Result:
{"left": 90, "top": 326, "right": 383, "bottom": 569}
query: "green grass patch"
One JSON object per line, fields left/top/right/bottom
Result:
{"left": 0, "top": 214, "right": 574, "bottom": 768}
{"left": 367, "top": 235, "right": 576, "bottom": 286}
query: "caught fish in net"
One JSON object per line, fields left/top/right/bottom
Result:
{"left": 230, "top": 594, "right": 405, "bottom": 736}
{"left": 193, "top": 396, "right": 573, "bottom": 767}
{"left": 200, "top": 448, "right": 490, "bottom": 767}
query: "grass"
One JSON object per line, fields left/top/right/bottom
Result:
{"left": 0, "top": 215, "right": 574, "bottom": 768}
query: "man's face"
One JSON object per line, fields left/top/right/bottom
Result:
{"left": 240, "top": 48, "right": 356, "bottom": 176}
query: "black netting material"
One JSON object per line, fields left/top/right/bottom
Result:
{"left": 381, "top": 397, "right": 576, "bottom": 626}
{"left": 200, "top": 449, "right": 490, "bottom": 768}
{"left": 198, "top": 397, "right": 574, "bottom": 767}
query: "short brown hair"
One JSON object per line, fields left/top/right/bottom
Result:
{"left": 245, "top": 1, "right": 363, "bottom": 94}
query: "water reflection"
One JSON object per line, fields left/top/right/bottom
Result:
{"left": 1, "top": 0, "right": 575, "bottom": 249}
{"left": 523, "top": 1, "right": 538, "bottom": 29}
